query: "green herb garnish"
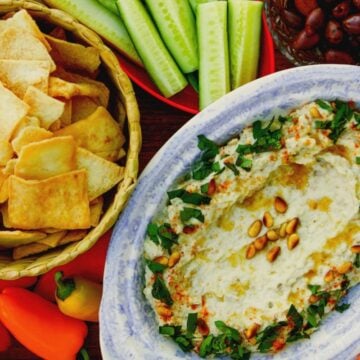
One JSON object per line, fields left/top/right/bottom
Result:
{"left": 236, "top": 156, "right": 252, "bottom": 171}
{"left": 159, "top": 325, "right": 194, "bottom": 352}
{"left": 180, "top": 207, "right": 204, "bottom": 223}
{"left": 145, "top": 259, "right": 167, "bottom": 274}
{"left": 287, "top": 305, "right": 303, "bottom": 332}
{"left": 186, "top": 313, "right": 198, "bottom": 334}
{"left": 198, "top": 135, "right": 219, "bottom": 161}
{"left": 225, "top": 162, "right": 240, "bottom": 176}
{"left": 215, "top": 320, "right": 241, "bottom": 342}
{"left": 354, "top": 253, "right": 360, "bottom": 268}
{"left": 146, "top": 223, "right": 178, "bottom": 251}
{"left": 147, "top": 223, "right": 160, "bottom": 245}
{"left": 236, "top": 144, "right": 253, "bottom": 155}
{"left": 158, "top": 223, "right": 178, "bottom": 251}
{"left": 199, "top": 335, "right": 214, "bottom": 358}
{"left": 314, "top": 120, "right": 331, "bottom": 129}
{"left": 315, "top": 99, "right": 333, "bottom": 112}
{"left": 308, "top": 284, "right": 321, "bottom": 295}
{"left": 191, "top": 160, "right": 214, "bottom": 180}
{"left": 256, "top": 321, "right": 287, "bottom": 353}
{"left": 152, "top": 276, "right": 173, "bottom": 306}
{"left": 335, "top": 303, "right": 350, "bottom": 313}
{"left": 329, "top": 101, "right": 353, "bottom": 143}
{"left": 356, "top": 157, "right": 360, "bottom": 165}
{"left": 200, "top": 182, "right": 209, "bottom": 194}
{"left": 167, "top": 189, "right": 211, "bottom": 205}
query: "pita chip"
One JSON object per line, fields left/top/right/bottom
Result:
{"left": 23, "top": 86, "right": 65, "bottom": 129}
{"left": 15, "top": 136, "right": 77, "bottom": 180}
{"left": 8, "top": 170, "right": 91, "bottom": 230}
{"left": 0, "top": 60, "right": 50, "bottom": 98}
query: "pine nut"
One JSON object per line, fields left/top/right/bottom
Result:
{"left": 324, "top": 269, "right": 335, "bottom": 283}
{"left": 337, "top": 262, "right": 353, "bottom": 274}
{"left": 168, "top": 251, "right": 181, "bottom": 268}
{"left": 154, "top": 256, "right": 168, "bottom": 266}
{"left": 310, "top": 106, "right": 321, "bottom": 118}
{"left": 266, "top": 229, "right": 279, "bottom": 241}
{"left": 267, "top": 246, "right": 281, "bottom": 262}
{"left": 254, "top": 235, "right": 268, "bottom": 250}
{"left": 246, "top": 244, "right": 257, "bottom": 259}
{"left": 244, "top": 323, "right": 260, "bottom": 339}
{"left": 286, "top": 218, "right": 299, "bottom": 235}
{"left": 156, "top": 304, "right": 172, "bottom": 317}
{"left": 309, "top": 295, "right": 319, "bottom": 304}
{"left": 287, "top": 233, "right": 300, "bottom": 250}
{"left": 274, "top": 196, "right": 288, "bottom": 213}
{"left": 248, "top": 220, "right": 262, "bottom": 238}
{"left": 351, "top": 245, "right": 360, "bottom": 254}
{"left": 263, "top": 212, "right": 274, "bottom": 228}
{"left": 279, "top": 223, "right": 287, "bottom": 238}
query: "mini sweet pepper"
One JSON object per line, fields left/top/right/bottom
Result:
{"left": 55, "top": 271, "right": 102, "bottom": 322}
{"left": 0, "top": 287, "right": 88, "bottom": 360}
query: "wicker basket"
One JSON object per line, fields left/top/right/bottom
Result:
{"left": 0, "top": 0, "right": 141, "bottom": 279}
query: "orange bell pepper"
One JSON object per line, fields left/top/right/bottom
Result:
{"left": 35, "top": 231, "right": 111, "bottom": 301}
{"left": 0, "top": 320, "right": 11, "bottom": 352}
{"left": 0, "top": 276, "right": 37, "bottom": 291}
{"left": 0, "top": 287, "right": 88, "bottom": 360}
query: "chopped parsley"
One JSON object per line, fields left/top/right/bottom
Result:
{"left": 152, "top": 276, "right": 173, "bottom": 306}
{"left": 167, "top": 189, "right": 211, "bottom": 205}
{"left": 225, "top": 162, "right": 240, "bottom": 176}
{"left": 159, "top": 325, "right": 194, "bottom": 352}
{"left": 287, "top": 305, "right": 303, "bottom": 333}
{"left": 256, "top": 321, "right": 287, "bottom": 353}
{"left": 354, "top": 253, "right": 360, "bottom": 268}
{"left": 329, "top": 100, "right": 353, "bottom": 143}
{"left": 315, "top": 99, "right": 333, "bottom": 112}
{"left": 251, "top": 118, "right": 283, "bottom": 153}
{"left": 146, "top": 223, "right": 178, "bottom": 252}
{"left": 236, "top": 156, "right": 252, "bottom": 171}
{"left": 335, "top": 303, "right": 351, "bottom": 313}
{"left": 145, "top": 259, "right": 167, "bottom": 274}
{"left": 356, "top": 157, "right": 360, "bottom": 165}
{"left": 199, "top": 320, "right": 250, "bottom": 359}
{"left": 186, "top": 313, "right": 198, "bottom": 334}
{"left": 198, "top": 135, "right": 219, "bottom": 161}
{"left": 307, "top": 284, "right": 321, "bottom": 295}
{"left": 200, "top": 182, "right": 209, "bottom": 194}
{"left": 180, "top": 207, "right": 204, "bottom": 223}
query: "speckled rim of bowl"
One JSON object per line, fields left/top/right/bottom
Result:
{"left": 100, "top": 65, "right": 360, "bottom": 360}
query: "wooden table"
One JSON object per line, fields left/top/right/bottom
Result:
{"left": 0, "top": 52, "right": 293, "bottom": 360}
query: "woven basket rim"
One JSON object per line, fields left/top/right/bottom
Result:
{"left": 0, "top": 0, "right": 141, "bottom": 279}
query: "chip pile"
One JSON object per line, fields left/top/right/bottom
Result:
{"left": 0, "top": 10, "right": 126, "bottom": 260}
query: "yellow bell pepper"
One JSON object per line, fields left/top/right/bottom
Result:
{"left": 54, "top": 271, "right": 102, "bottom": 322}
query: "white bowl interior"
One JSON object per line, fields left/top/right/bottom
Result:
{"left": 100, "top": 65, "right": 360, "bottom": 360}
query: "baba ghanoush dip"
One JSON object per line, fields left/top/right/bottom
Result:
{"left": 143, "top": 100, "right": 360, "bottom": 358}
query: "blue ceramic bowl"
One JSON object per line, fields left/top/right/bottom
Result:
{"left": 100, "top": 65, "right": 360, "bottom": 360}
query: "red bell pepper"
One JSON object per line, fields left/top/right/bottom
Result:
{"left": 0, "top": 276, "right": 37, "bottom": 291}
{"left": 0, "top": 287, "right": 87, "bottom": 360}
{"left": 35, "top": 231, "right": 111, "bottom": 301}
{"left": 0, "top": 320, "right": 11, "bottom": 352}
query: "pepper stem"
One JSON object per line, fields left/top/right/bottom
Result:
{"left": 77, "top": 348, "right": 90, "bottom": 360}
{"left": 54, "top": 271, "right": 76, "bottom": 301}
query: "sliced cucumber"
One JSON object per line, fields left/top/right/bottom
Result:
{"left": 198, "top": 1, "right": 230, "bottom": 110}
{"left": 44, "top": 0, "right": 142, "bottom": 67}
{"left": 97, "top": 0, "right": 118, "bottom": 15}
{"left": 188, "top": 0, "right": 218, "bottom": 14}
{"left": 228, "top": 0, "right": 263, "bottom": 89}
{"left": 116, "top": 0, "right": 187, "bottom": 98}
{"left": 144, "top": 0, "right": 198, "bottom": 74}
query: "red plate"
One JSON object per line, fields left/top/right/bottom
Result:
{"left": 117, "top": 13, "right": 275, "bottom": 115}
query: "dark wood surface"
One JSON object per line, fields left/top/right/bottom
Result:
{"left": 0, "top": 52, "right": 293, "bottom": 360}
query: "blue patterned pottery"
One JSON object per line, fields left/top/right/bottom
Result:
{"left": 100, "top": 65, "right": 360, "bottom": 360}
